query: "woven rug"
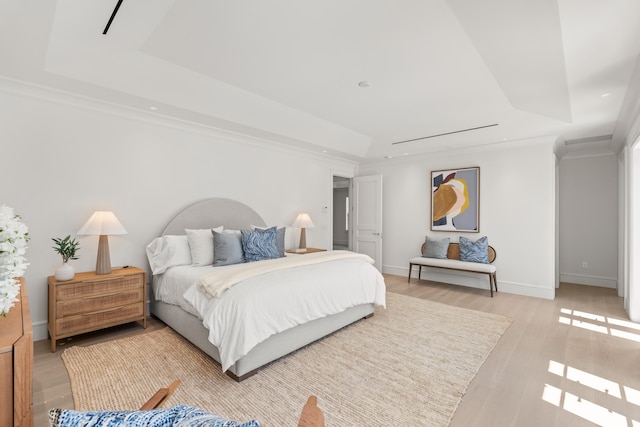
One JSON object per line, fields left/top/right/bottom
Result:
{"left": 61, "top": 292, "right": 511, "bottom": 426}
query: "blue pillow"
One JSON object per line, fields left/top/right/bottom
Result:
{"left": 241, "top": 227, "right": 279, "bottom": 262}
{"left": 48, "top": 406, "right": 177, "bottom": 427}
{"left": 252, "top": 226, "right": 285, "bottom": 257}
{"left": 423, "top": 236, "right": 450, "bottom": 259}
{"left": 274, "top": 227, "right": 285, "bottom": 258}
{"left": 48, "top": 404, "right": 260, "bottom": 427}
{"left": 212, "top": 230, "right": 245, "bottom": 266}
{"left": 173, "top": 404, "right": 260, "bottom": 426}
{"left": 459, "top": 236, "right": 489, "bottom": 264}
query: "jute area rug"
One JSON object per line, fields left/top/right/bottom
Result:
{"left": 62, "top": 293, "right": 511, "bottom": 426}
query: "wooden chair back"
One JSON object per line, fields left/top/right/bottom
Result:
{"left": 139, "top": 380, "right": 181, "bottom": 410}
{"left": 297, "top": 396, "right": 325, "bottom": 427}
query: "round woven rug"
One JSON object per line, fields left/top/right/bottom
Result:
{"left": 61, "top": 292, "right": 511, "bottom": 426}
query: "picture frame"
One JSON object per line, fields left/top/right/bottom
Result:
{"left": 431, "top": 167, "right": 479, "bottom": 232}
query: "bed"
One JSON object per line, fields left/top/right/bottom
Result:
{"left": 148, "top": 198, "right": 386, "bottom": 381}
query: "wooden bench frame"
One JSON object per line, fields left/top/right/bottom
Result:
{"left": 408, "top": 242, "right": 498, "bottom": 296}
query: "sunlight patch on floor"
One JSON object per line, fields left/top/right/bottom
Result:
{"left": 559, "top": 308, "right": 640, "bottom": 343}
{"left": 543, "top": 360, "right": 640, "bottom": 426}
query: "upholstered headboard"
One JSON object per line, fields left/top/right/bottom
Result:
{"left": 161, "top": 198, "right": 267, "bottom": 235}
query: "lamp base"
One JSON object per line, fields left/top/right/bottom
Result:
{"left": 299, "top": 228, "right": 307, "bottom": 250}
{"left": 96, "top": 235, "right": 112, "bottom": 275}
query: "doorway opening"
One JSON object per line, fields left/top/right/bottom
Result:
{"left": 332, "top": 176, "right": 351, "bottom": 250}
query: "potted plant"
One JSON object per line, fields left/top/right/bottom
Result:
{"left": 52, "top": 235, "right": 80, "bottom": 281}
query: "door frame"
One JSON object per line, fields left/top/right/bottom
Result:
{"left": 329, "top": 170, "right": 355, "bottom": 251}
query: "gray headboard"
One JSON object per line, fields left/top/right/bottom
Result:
{"left": 161, "top": 198, "right": 267, "bottom": 235}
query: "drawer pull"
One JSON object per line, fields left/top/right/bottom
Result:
{"left": 82, "top": 276, "right": 125, "bottom": 283}
{"left": 82, "top": 306, "right": 122, "bottom": 315}
{"left": 82, "top": 291, "right": 125, "bottom": 299}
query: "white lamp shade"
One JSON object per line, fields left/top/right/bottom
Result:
{"left": 78, "top": 211, "right": 127, "bottom": 236}
{"left": 292, "top": 213, "right": 315, "bottom": 229}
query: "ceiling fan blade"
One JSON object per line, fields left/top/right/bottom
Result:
{"left": 103, "top": 0, "right": 124, "bottom": 34}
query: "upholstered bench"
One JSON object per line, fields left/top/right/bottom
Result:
{"left": 408, "top": 241, "right": 498, "bottom": 296}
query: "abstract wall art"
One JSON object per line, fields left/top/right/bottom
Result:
{"left": 431, "top": 167, "right": 479, "bottom": 232}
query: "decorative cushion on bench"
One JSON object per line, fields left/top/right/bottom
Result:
{"left": 423, "top": 236, "right": 450, "bottom": 259}
{"left": 459, "top": 236, "right": 489, "bottom": 264}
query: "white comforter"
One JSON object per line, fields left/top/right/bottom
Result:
{"left": 182, "top": 254, "right": 386, "bottom": 372}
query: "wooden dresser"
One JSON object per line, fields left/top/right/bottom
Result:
{"left": 0, "top": 278, "right": 33, "bottom": 427}
{"left": 48, "top": 267, "right": 147, "bottom": 352}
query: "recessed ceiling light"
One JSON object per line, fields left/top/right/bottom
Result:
{"left": 322, "top": 150, "right": 327, "bottom": 153}
{"left": 149, "top": 106, "right": 158, "bottom": 111}
{"left": 384, "top": 155, "right": 393, "bottom": 159}
{"left": 358, "top": 81, "right": 371, "bottom": 88}
{"left": 403, "top": 153, "right": 409, "bottom": 156}
{"left": 601, "top": 93, "right": 611, "bottom": 98}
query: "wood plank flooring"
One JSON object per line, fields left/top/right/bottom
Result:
{"left": 33, "top": 275, "right": 640, "bottom": 426}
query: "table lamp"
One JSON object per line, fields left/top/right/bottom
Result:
{"left": 292, "top": 213, "right": 315, "bottom": 251}
{"left": 77, "top": 211, "right": 127, "bottom": 275}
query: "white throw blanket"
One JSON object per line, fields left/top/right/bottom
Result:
{"left": 196, "top": 250, "right": 375, "bottom": 298}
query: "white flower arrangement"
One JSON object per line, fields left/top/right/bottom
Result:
{"left": 0, "top": 205, "right": 29, "bottom": 317}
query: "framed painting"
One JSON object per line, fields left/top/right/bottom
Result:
{"left": 431, "top": 167, "right": 479, "bottom": 232}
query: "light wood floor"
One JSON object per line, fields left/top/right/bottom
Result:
{"left": 34, "top": 275, "right": 640, "bottom": 426}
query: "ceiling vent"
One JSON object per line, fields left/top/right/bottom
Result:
{"left": 564, "top": 134, "right": 612, "bottom": 145}
{"left": 392, "top": 123, "right": 498, "bottom": 145}
{"left": 103, "top": 0, "right": 124, "bottom": 34}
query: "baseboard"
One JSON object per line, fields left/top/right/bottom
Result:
{"left": 384, "top": 264, "right": 555, "bottom": 300}
{"left": 33, "top": 319, "right": 48, "bottom": 341}
{"left": 560, "top": 273, "right": 617, "bottom": 288}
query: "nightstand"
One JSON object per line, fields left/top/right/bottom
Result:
{"left": 285, "top": 248, "right": 327, "bottom": 254}
{"left": 47, "top": 267, "right": 147, "bottom": 352}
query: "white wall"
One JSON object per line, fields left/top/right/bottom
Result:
{"left": 358, "top": 139, "right": 557, "bottom": 299}
{"left": 0, "top": 84, "right": 357, "bottom": 340}
{"left": 558, "top": 154, "right": 618, "bottom": 288}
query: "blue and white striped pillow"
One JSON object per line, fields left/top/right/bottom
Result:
{"left": 459, "top": 236, "right": 489, "bottom": 264}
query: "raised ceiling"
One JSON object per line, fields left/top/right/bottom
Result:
{"left": 1, "top": 0, "right": 639, "bottom": 160}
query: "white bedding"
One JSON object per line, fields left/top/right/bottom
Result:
{"left": 196, "top": 250, "right": 377, "bottom": 298}
{"left": 173, "top": 256, "right": 386, "bottom": 372}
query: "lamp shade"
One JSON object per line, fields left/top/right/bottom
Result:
{"left": 292, "top": 213, "right": 315, "bottom": 229}
{"left": 77, "top": 211, "right": 127, "bottom": 236}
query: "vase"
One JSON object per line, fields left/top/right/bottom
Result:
{"left": 55, "top": 262, "right": 74, "bottom": 281}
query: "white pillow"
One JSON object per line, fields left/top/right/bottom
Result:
{"left": 186, "top": 227, "right": 223, "bottom": 266}
{"left": 145, "top": 235, "right": 192, "bottom": 275}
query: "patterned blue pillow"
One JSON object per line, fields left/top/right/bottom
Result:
{"left": 241, "top": 227, "right": 279, "bottom": 262}
{"left": 48, "top": 406, "right": 178, "bottom": 427}
{"left": 173, "top": 404, "right": 260, "bottom": 426}
{"left": 459, "top": 236, "right": 489, "bottom": 264}
{"left": 252, "top": 226, "right": 285, "bottom": 257}
{"left": 48, "top": 404, "right": 260, "bottom": 427}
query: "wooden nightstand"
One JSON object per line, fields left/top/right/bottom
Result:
{"left": 47, "top": 267, "right": 147, "bottom": 352}
{"left": 285, "top": 248, "right": 327, "bottom": 254}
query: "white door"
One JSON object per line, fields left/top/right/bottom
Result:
{"left": 353, "top": 175, "right": 383, "bottom": 270}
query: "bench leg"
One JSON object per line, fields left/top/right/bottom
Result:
{"left": 489, "top": 273, "right": 493, "bottom": 297}
{"left": 488, "top": 272, "right": 498, "bottom": 297}
{"left": 408, "top": 264, "right": 413, "bottom": 283}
